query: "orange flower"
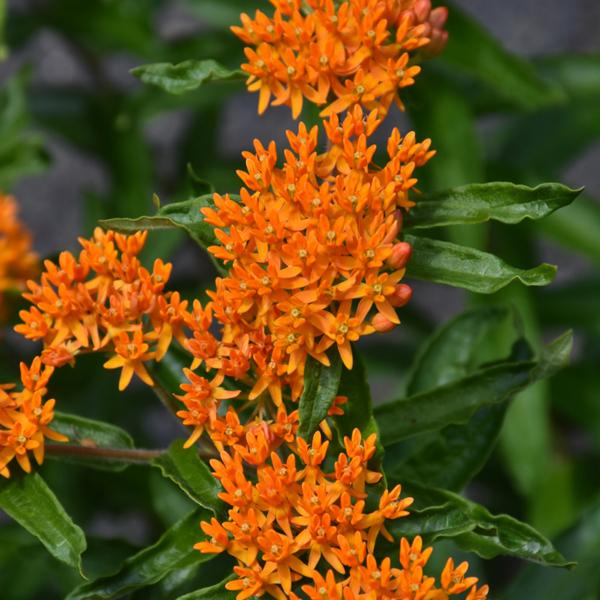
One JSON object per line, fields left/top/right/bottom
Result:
{"left": 197, "top": 427, "right": 486, "bottom": 600}
{"left": 0, "top": 193, "right": 38, "bottom": 322}
{"left": 233, "top": 0, "right": 448, "bottom": 119}
{"left": 0, "top": 358, "right": 67, "bottom": 478}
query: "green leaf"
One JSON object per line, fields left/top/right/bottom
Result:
{"left": 152, "top": 440, "right": 224, "bottom": 516}
{"left": 441, "top": 3, "right": 564, "bottom": 111}
{"left": 387, "top": 307, "right": 518, "bottom": 490}
{"left": 404, "top": 234, "right": 556, "bottom": 294}
{"left": 503, "top": 499, "right": 600, "bottom": 599}
{"left": 101, "top": 195, "right": 217, "bottom": 247}
{"left": 406, "top": 306, "right": 512, "bottom": 395}
{"left": 298, "top": 353, "right": 342, "bottom": 440}
{"left": 131, "top": 60, "right": 245, "bottom": 95}
{"left": 50, "top": 412, "right": 135, "bottom": 472}
{"left": 0, "top": 472, "right": 87, "bottom": 573}
{"left": 335, "top": 348, "right": 385, "bottom": 474}
{"left": 177, "top": 576, "right": 235, "bottom": 600}
{"left": 387, "top": 482, "right": 573, "bottom": 567}
{"left": 376, "top": 331, "right": 572, "bottom": 446}
{"left": 406, "top": 182, "right": 581, "bottom": 230}
{"left": 67, "top": 509, "right": 213, "bottom": 600}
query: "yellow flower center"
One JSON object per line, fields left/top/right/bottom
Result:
{"left": 17, "top": 435, "right": 27, "bottom": 444}
{"left": 338, "top": 323, "right": 349, "bottom": 334}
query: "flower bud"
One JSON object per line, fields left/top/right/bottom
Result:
{"left": 414, "top": 0, "right": 432, "bottom": 23}
{"left": 387, "top": 242, "right": 412, "bottom": 269}
{"left": 372, "top": 313, "right": 397, "bottom": 333}
{"left": 383, "top": 210, "right": 404, "bottom": 243}
{"left": 389, "top": 284, "right": 413, "bottom": 307}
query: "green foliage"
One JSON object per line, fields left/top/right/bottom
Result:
{"left": 51, "top": 413, "right": 135, "bottom": 472}
{"left": 68, "top": 510, "right": 213, "bottom": 600}
{"left": 151, "top": 441, "right": 224, "bottom": 515}
{"left": 405, "top": 234, "right": 556, "bottom": 293}
{"left": 298, "top": 353, "right": 342, "bottom": 440}
{"left": 131, "top": 60, "right": 245, "bottom": 95}
{"left": 406, "top": 182, "right": 581, "bottom": 229}
{"left": 0, "top": 473, "right": 86, "bottom": 574}
{"left": 388, "top": 482, "right": 573, "bottom": 567}
{"left": 0, "top": 70, "right": 49, "bottom": 190}
{"left": 1, "top": 0, "right": 598, "bottom": 598}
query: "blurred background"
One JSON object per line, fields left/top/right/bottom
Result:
{"left": 1, "top": 0, "right": 600, "bottom": 598}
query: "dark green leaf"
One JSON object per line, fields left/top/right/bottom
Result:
{"left": 406, "top": 182, "right": 581, "bottom": 229}
{"left": 404, "top": 234, "right": 556, "bottom": 293}
{"left": 131, "top": 60, "right": 245, "bottom": 95}
{"left": 177, "top": 576, "right": 235, "bottom": 600}
{"left": 298, "top": 353, "right": 342, "bottom": 440}
{"left": 152, "top": 440, "right": 223, "bottom": 516}
{"left": 50, "top": 412, "right": 135, "bottom": 472}
{"left": 387, "top": 482, "right": 573, "bottom": 567}
{"left": 101, "top": 195, "right": 214, "bottom": 245}
{"left": 0, "top": 0, "right": 6, "bottom": 59}
{"left": 376, "top": 331, "right": 572, "bottom": 446}
{"left": 0, "top": 472, "right": 86, "bottom": 573}
{"left": 406, "top": 306, "right": 512, "bottom": 395}
{"left": 335, "top": 348, "right": 385, "bottom": 476}
{"left": 67, "top": 509, "right": 212, "bottom": 600}
{"left": 441, "top": 3, "right": 564, "bottom": 110}
{"left": 388, "top": 307, "right": 517, "bottom": 490}
{"left": 503, "top": 499, "right": 600, "bottom": 598}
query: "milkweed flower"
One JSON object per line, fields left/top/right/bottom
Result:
{"left": 233, "top": 0, "right": 448, "bottom": 118}
{"left": 0, "top": 357, "right": 67, "bottom": 478}
{"left": 0, "top": 193, "right": 38, "bottom": 321}
{"left": 195, "top": 427, "right": 487, "bottom": 600}
{"left": 15, "top": 228, "right": 189, "bottom": 390}
{"left": 194, "top": 106, "right": 434, "bottom": 409}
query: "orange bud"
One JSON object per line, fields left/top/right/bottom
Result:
{"left": 414, "top": 0, "right": 432, "bottom": 23}
{"left": 387, "top": 242, "right": 412, "bottom": 269}
{"left": 383, "top": 211, "right": 403, "bottom": 243}
{"left": 389, "top": 284, "right": 413, "bottom": 307}
{"left": 372, "top": 313, "right": 397, "bottom": 333}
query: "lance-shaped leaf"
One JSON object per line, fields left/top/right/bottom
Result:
{"left": 50, "top": 412, "right": 135, "bottom": 472}
{"left": 404, "top": 234, "right": 556, "bottom": 293}
{"left": 376, "top": 331, "right": 572, "bottom": 447}
{"left": 0, "top": 472, "right": 87, "bottom": 574}
{"left": 152, "top": 440, "right": 224, "bottom": 516}
{"left": 441, "top": 3, "right": 563, "bottom": 111}
{"left": 406, "top": 306, "right": 512, "bottom": 395}
{"left": 406, "top": 183, "right": 581, "bottom": 230}
{"left": 131, "top": 60, "right": 245, "bottom": 95}
{"left": 298, "top": 354, "right": 342, "bottom": 440}
{"left": 177, "top": 576, "right": 236, "bottom": 600}
{"left": 386, "top": 482, "right": 573, "bottom": 568}
{"left": 101, "top": 195, "right": 218, "bottom": 248}
{"left": 335, "top": 348, "right": 384, "bottom": 467}
{"left": 386, "top": 307, "right": 519, "bottom": 490}
{"left": 68, "top": 509, "right": 213, "bottom": 600}
{"left": 503, "top": 499, "right": 600, "bottom": 599}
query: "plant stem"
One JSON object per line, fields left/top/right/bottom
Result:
{"left": 45, "top": 444, "right": 165, "bottom": 464}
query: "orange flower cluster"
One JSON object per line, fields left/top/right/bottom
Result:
{"left": 233, "top": 0, "right": 448, "bottom": 117}
{"left": 15, "top": 228, "right": 187, "bottom": 391}
{"left": 196, "top": 427, "right": 487, "bottom": 600}
{"left": 0, "top": 357, "right": 67, "bottom": 478}
{"left": 192, "top": 106, "right": 432, "bottom": 410}
{"left": 0, "top": 193, "right": 38, "bottom": 319}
